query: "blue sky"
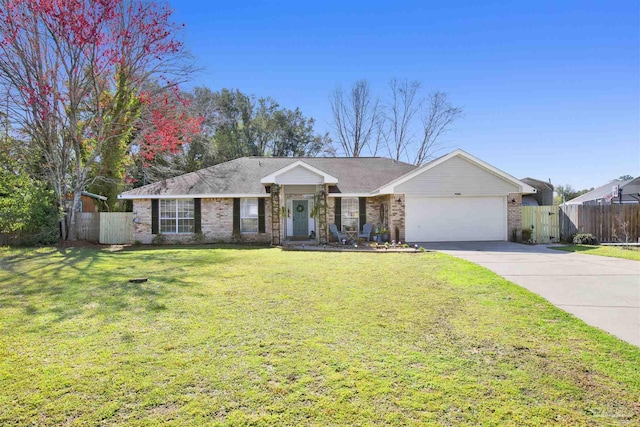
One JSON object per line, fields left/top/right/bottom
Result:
{"left": 172, "top": 0, "right": 639, "bottom": 190}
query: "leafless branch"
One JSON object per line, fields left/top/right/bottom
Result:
{"left": 329, "top": 80, "right": 380, "bottom": 157}
{"left": 384, "top": 78, "right": 421, "bottom": 161}
{"left": 414, "top": 92, "right": 463, "bottom": 165}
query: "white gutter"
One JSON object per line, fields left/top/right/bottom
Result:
{"left": 117, "top": 193, "right": 270, "bottom": 200}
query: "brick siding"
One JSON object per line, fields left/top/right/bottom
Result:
{"left": 388, "top": 194, "right": 406, "bottom": 242}
{"left": 132, "top": 198, "right": 271, "bottom": 244}
{"left": 507, "top": 192, "right": 523, "bottom": 242}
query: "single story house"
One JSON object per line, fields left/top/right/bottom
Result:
{"left": 118, "top": 150, "right": 536, "bottom": 245}
{"left": 565, "top": 178, "right": 640, "bottom": 205}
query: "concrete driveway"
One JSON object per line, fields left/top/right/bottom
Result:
{"left": 419, "top": 241, "right": 640, "bottom": 347}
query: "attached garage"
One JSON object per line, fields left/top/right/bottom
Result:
{"left": 405, "top": 196, "right": 506, "bottom": 241}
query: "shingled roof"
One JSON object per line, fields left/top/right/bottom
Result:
{"left": 119, "top": 157, "right": 417, "bottom": 198}
{"left": 565, "top": 178, "right": 638, "bottom": 205}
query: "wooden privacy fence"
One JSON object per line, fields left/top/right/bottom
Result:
{"left": 99, "top": 212, "right": 134, "bottom": 244}
{"left": 559, "top": 204, "right": 640, "bottom": 243}
{"left": 1, "top": 212, "right": 133, "bottom": 246}
{"left": 74, "top": 212, "right": 134, "bottom": 244}
{"left": 522, "top": 206, "right": 560, "bottom": 243}
{"left": 0, "top": 232, "right": 25, "bottom": 246}
{"left": 76, "top": 212, "right": 100, "bottom": 241}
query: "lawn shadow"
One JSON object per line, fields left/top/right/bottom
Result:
{"left": 120, "top": 243, "right": 272, "bottom": 252}
{"left": 8, "top": 274, "right": 171, "bottom": 326}
{"left": 0, "top": 245, "right": 236, "bottom": 326}
{"left": 0, "top": 247, "right": 105, "bottom": 277}
{"left": 0, "top": 247, "right": 58, "bottom": 272}
{"left": 47, "top": 278, "right": 168, "bottom": 323}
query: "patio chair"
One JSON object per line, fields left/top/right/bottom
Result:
{"left": 329, "top": 223, "right": 348, "bottom": 243}
{"left": 358, "top": 223, "right": 374, "bottom": 241}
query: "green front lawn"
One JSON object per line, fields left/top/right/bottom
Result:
{"left": 551, "top": 244, "right": 640, "bottom": 261}
{"left": 1, "top": 246, "right": 638, "bottom": 426}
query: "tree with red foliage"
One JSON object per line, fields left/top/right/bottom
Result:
{"left": 0, "top": 0, "right": 199, "bottom": 239}
{"left": 137, "top": 89, "right": 203, "bottom": 165}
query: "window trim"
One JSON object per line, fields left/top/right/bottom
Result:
{"left": 340, "top": 197, "right": 359, "bottom": 232}
{"left": 240, "top": 197, "right": 259, "bottom": 234}
{"left": 159, "top": 199, "right": 195, "bottom": 234}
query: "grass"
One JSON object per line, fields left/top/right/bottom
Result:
{"left": 1, "top": 245, "right": 639, "bottom": 426}
{"left": 551, "top": 244, "right": 640, "bottom": 261}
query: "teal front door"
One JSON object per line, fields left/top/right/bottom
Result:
{"left": 292, "top": 200, "right": 308, "bottom": 237}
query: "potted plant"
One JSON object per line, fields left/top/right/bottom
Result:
{"left": 379, "top": 227, "right": 389, "bottom": 243}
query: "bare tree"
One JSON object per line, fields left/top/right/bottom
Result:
{"left": 333, "top": 79, "right": 463, "bottom": 164}
{"left": 370, "top": 115, "right": 386, "bottom": 157}
{"left": 414, "top": 92, "right": 463, "bottom": 165}
{"left": 383, "top": 78, "right": 421, "bottom": 161}
{"left": 330, "top": 80, "right": 380, "bottom": 157}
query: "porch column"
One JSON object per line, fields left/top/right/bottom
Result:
{"left": 316, "top": 184, "right": 329, "bottom": 244}
{"left": 270, "top": 184, "right": 282, "bottom": 246}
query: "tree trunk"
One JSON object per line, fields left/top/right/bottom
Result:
{"left": 59, "top": 212, "right": 67, "bottom": 241}
{"left": 67, "top": 190, "right": 82, "bottom": 241}
{"left": 51, "top": 175, "right": 66, "bottom": 241}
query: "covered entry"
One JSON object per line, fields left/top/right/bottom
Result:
{"left": 291, "top": 200, "right": 309, "bottom": 237}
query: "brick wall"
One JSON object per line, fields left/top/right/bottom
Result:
{"left": 204, "top": 198, "right": 232, "bottom": 241}
{"left": 132, "top": 199, "right": 153, "bottom": 243}
{"left": 388, "top": 194, "right": 406, "bottom": 242}
{"left": 507, "top": 192, "right": 522, "bottom": 242}
{"left": 132, "top": 198, "right": 271, "bottom": 244}
{"left": 365, "top": 195, "right": 390, "bottom": 228}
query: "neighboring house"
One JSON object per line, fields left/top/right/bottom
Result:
{"left": 565, "top": 178, "right": 640, "bottom": 205}
{"left": 520, "top": 177, "right": 554, "bottom": 206}
{"left": 118, "top": 150, "right": 536, "bottom": 244}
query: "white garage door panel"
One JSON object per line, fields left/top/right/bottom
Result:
{"left": 406, "top": 196, "right": 506, "bottom": 242}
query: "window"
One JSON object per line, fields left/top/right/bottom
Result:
{"left": 240, "top": 198, "right": 259, "bottom": 233}
{"left": 341, "top": 197, "right": 359, "bottom": 231}
{"left": 160, "top": 199, "right": 194, "bottom": 233}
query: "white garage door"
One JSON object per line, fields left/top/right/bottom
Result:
{"left": 406, "top": 196, "right": 506, "bottom": 242}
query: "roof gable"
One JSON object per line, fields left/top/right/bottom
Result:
{"left": 375, "top": 150, "right": 536, "bottom": 195}
{"left": 260, "top": 161, "right": 338, "bottom": 185}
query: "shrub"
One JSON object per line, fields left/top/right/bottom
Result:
{"left": 191, "top": 231, "right": 205, "bottom": 244}
{"left": 151, "top": 234, "right": 166, "bottom": 245}
{"left": 0, "top": 171, "right": 60, "bottom": 246}
{"left": 521, "top": 227, "right": 533, "bottom": 243}
{"left": 573, "top": 233, "right": 598, "bottom": 245}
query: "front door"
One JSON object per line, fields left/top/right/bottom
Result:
{"left": 292, "top": 200, "right": 308, "bottom": 237}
